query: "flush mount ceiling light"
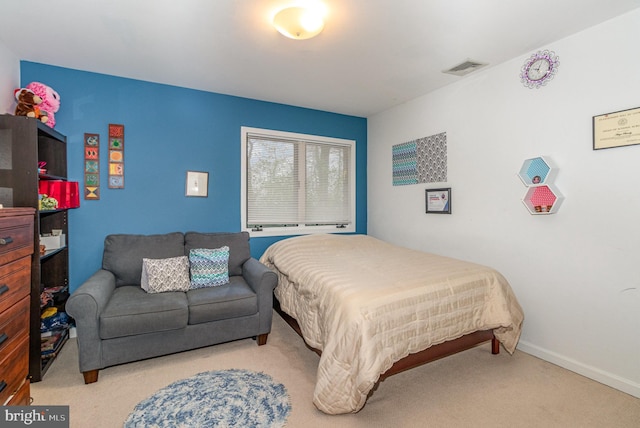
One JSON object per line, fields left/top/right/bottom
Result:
{"left": 272, "top": 3, "right": 326, "bottom": 40}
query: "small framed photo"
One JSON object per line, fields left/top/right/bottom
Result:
{"left": 425, "top": 188, "right": 451, "bottom": 214}
{"left": 186, "top": 171, "right": 209, "bottom": 197}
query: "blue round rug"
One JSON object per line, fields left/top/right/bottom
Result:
{"left": 124, "top": 369, "right": 291, "bottom": 427}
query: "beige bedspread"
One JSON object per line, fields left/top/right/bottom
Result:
{"left": 260, "top": 234, "right": 524, "bottom": 414}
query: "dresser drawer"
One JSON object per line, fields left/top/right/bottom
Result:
{"left": 0, "top": 334, "right": 28, "bottom": 405}
{"left": 0, "top": 214, "right": 34, "bottom": 266}
{"left": 0, "top": 257, "right": 31, "bottom": 315}
{"left": 4, "top": 378, "right": 30, "bottom": 406}
{"left": 0, "top": 296, "right": 29, "bottom": 361}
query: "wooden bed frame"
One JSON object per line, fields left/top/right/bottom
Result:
{"left": 273, "top": 298, "right": 499, "bottom": 382}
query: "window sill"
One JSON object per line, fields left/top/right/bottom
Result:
{"left": 245, "top": 224, "right": 355, "bottom": 238}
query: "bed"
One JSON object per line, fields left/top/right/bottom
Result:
{"left": 260, "top": 234, "right": 524, "bottom": 414}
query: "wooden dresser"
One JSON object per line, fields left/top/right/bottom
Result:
{"left": 0, "top": 208, "right": 35, "bottom": 406}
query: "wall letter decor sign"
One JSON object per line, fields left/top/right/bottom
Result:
{"left": 84, "top": 133, "right": 100, "bottom": 199}
{"left": 393, "top": 132, "right": 447, "bottom": 186}
{"left": 108, "top": 124, "right": 125, "bottom": 188}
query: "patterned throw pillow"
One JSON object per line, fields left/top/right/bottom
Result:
{"left": 189, "top": 246, "right": 230, "bottom": 288}
{"left": 141, "top": 256, "right": 191, "bottom": 293}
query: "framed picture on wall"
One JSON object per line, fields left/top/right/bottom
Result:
{"left": 186, "top": 171, "right": 209, "bottom": 197}
{"left": 425, "top": 188, "right": 451, "bottom": 214}
{"left": 593, "top": 106, "right": 640, "bottom": 150}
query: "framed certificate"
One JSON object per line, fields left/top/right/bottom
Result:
{"left": 425, "top": 188, "right": 451, "bottom": 214}
{"left": 593, "top": 106, "right": 640, "bottom": 150}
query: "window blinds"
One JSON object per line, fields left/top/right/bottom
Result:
{"left": 246, "top": 133, "right": 351, "bottom": 229}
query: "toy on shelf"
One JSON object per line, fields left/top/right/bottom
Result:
{"left": 39, "top": 194, "right": 58, "bottom": 211}
{"left": 38, "top": 161, "right": 47, "bottom": 175}
{"left": 14, "top": 88, "right": 48, "bottom": 123}
{"left": 26, "top": 82, "right": 60, "bottom": 128}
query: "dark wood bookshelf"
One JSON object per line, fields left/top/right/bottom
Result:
{"left": 0, "top": 114, "right": 72, "bottom": 382}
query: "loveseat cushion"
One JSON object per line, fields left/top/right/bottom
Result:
{"left": 184, "top": 232, "right": 250, "bottom": 277}
{"left": 100, "top": 285, "right": 188, "bottom": 339}
{"left": 103, "top": 232, "right": 185, "bottom": 286}
{"left": 186, "top": 276, "right": 257, "bottom": 324}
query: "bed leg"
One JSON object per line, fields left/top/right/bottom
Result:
{"left": 491, "top": 336, "right": 500, "bottom": 354}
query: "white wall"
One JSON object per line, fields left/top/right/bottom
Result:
{"left": 368, "top": 9, "right": 640, "bottom": 398}
{"left": 0, "top": 40, "right": 19, "bottom": 114}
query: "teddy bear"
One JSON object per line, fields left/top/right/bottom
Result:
{"left": 26, "top": 82, "right": 60, "bottom": 128}
{"left": 14, "top": 88, "right": 49, "bottom": 123}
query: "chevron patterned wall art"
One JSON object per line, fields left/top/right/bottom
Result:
{"left": 393, "top": 132, "right": 447, "bottom": 186}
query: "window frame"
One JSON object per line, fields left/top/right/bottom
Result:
{"left": 241, "top": 126, "right": 356, "bottom": 238}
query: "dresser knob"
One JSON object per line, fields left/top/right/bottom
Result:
{"left": 0, "top": 285, "right": 8, "bottom": 296}
{"left": 0, "top": 236, "right": 13, "bottom": 245}
{"left": 0, "top": 333, "right": 7, "bottom": 347}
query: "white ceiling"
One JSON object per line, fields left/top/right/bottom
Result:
{"left": 1, "top": 0, "right": 639, "bottom": 117}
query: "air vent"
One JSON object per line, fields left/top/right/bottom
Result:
{"left": 442, "top": 59, "right": 488, "bottom": 76}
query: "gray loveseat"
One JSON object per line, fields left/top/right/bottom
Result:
{"left": 66, "top": 231, "right": 277, "bottom": 384}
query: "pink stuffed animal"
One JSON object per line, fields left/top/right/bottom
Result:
{"left": 25, "top": 82, "right": 60, "bottom": 128}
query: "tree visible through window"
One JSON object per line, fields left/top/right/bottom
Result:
{"left": 241, "top": 127, "right": 355, "bottom": 236}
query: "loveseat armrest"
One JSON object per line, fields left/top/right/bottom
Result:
{"left": 66, "top": 269, "right": 116, "bottom": 373}
{"left": 242, "top": 258, "right": 278, "bottom": 335}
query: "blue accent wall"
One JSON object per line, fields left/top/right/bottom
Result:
{"left": 21, "top": 62, "right": 367, "bottom": 293}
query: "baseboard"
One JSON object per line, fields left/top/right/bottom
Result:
{"left": 517, "top": 340, "right": 640, "bottom": 399}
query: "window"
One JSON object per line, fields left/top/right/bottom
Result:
{"left": 241, "top": 127, "right": 356, "bottom": 237}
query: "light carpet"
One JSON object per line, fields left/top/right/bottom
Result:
{"left": 124, "top": 369, "right": 290, "bottom": 427}
{"left": 32, "top": 313, "right": 640, "bottom": 427}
